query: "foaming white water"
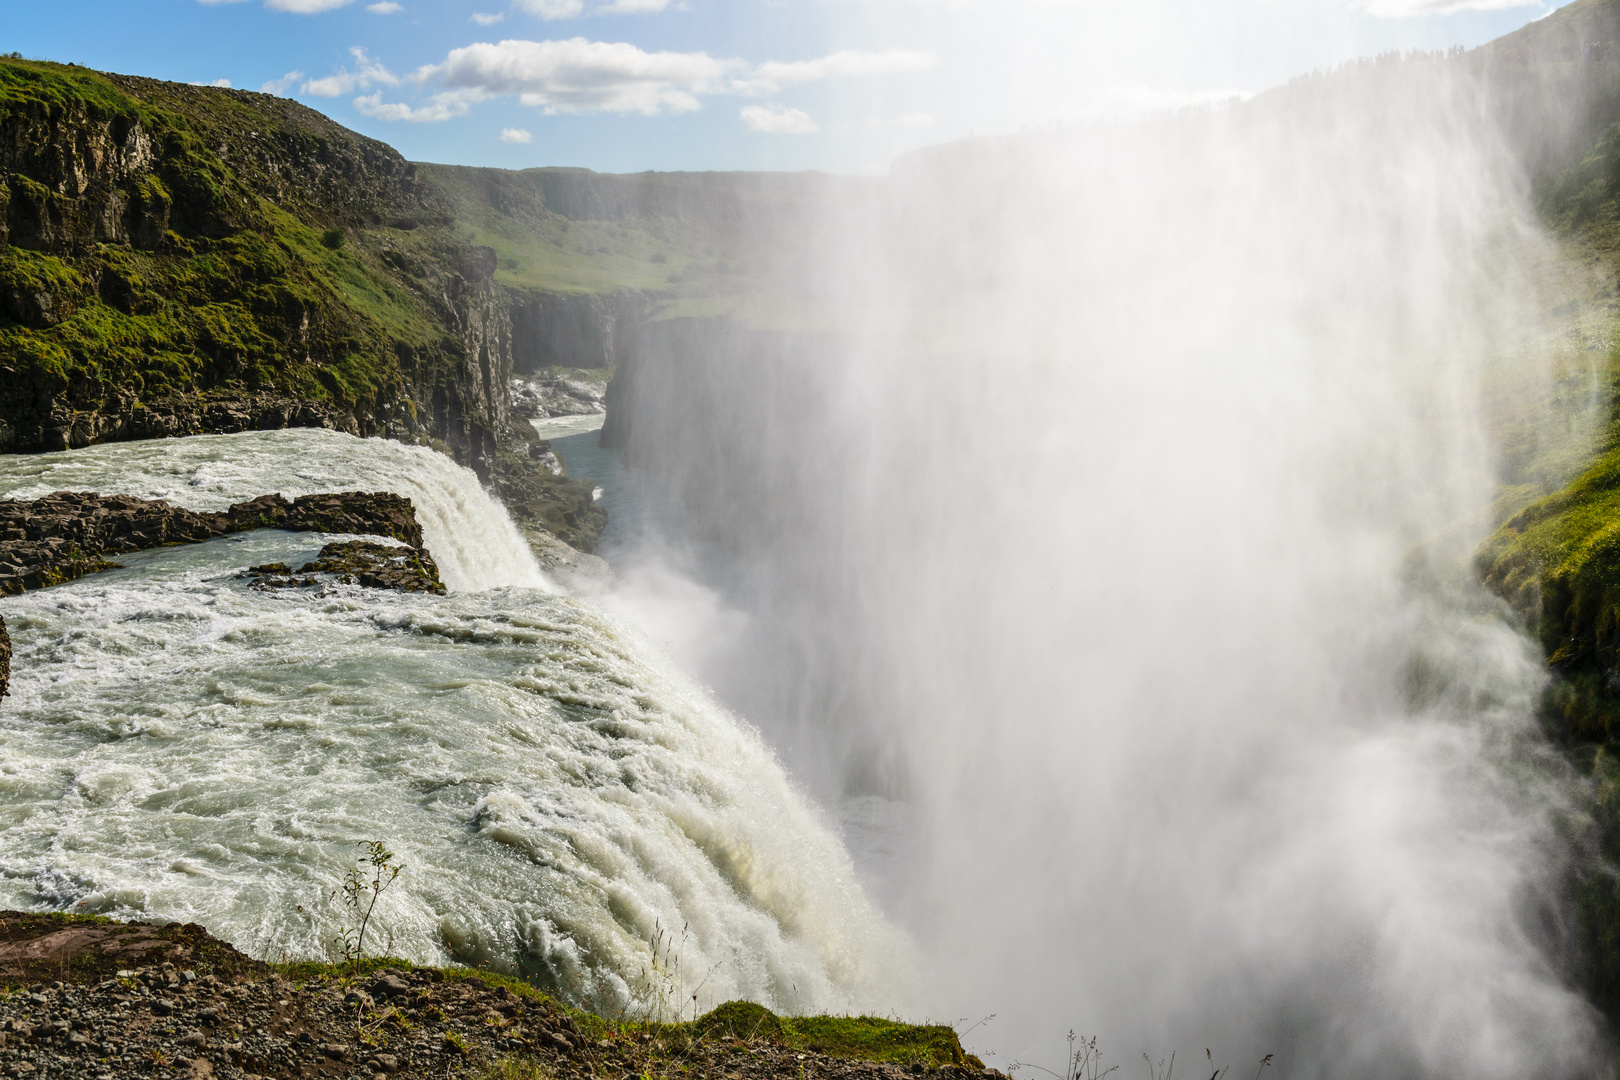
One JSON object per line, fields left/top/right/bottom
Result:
{"left": 0, "top": 430, "right": 547, "bottom": 593}
{"left": 0, "top": 431, "right": 910, "bottom": 1015}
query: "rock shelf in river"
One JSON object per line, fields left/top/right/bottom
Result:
{"left": 241, "top": 540, "right": 446, "bottom": 595}
{"left": 0, "top": 490, "right": 432, "bottom": 596}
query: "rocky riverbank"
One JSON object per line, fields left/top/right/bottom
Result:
{"left": 0, "top": 490, "right": 432, "bottom": 596}
{"left": 0, "top": 914, "right": 990, "bottom": 1080}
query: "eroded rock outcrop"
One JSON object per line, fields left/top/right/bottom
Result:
{"left": 242, "top": 540, "right": 444, "bottom": 594}
{"left": 0, "top": 489, "right": 429, "bottom": 595}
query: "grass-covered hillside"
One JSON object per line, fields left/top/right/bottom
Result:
{"left": 1464, "top": 0, "right": 1620, "bottom": 1020}
{"left": 0, "top": 57, "right": 489, "bottom": 455}
{"left": 0, "top": 56, "right": 837, "bottom": 464}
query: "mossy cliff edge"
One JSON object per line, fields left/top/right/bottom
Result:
{"left": 0, "top": 912, "right": 986, "bottom": 1080}
{"left": 1450, "top": 0, "right": 1620, "bottom": 1023}
{"left": 0, "top": 58, "right": 830, "bottom": 467}
{"left": 0, "top": 57, "right": 517, "bottom": 463}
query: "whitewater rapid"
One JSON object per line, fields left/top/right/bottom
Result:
{"left": 0, "top": 430, "right": 909, "bottom": 1017}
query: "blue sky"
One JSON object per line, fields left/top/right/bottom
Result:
{"left": 0, "top": 0, "right": 1581, "bottom": 174}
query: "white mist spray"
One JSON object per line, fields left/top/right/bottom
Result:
{"left": 603, "top": 58, "right": 1610, "bottom": 1075}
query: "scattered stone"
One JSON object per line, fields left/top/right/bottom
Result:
{"left": 0, "top": 912, "right": 992, "bottom": 1079}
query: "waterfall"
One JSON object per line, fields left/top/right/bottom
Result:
{"left": 0, "top": 429, "right": 548, "bottom": 594}
{"left": 0, "top": 430, "right": 912, "bottom": 1017}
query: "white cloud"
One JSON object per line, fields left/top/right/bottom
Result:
{"left": 420, "top": 37, "right": 733, "bottom": 114}
{"left": 740, "top": 104, "right": 818, "bottom": 134}
{"left": 414, "top": 39, "right": 937, "bottom": 117}
{"left": 301, "top": 46, "right": 400, "bottom": 97}
{"left": 732, "top": 49, "right": 938, "bottom": 96}
{"left": 514, "top": 0, "right": 585, "bottom": 18}
{"left": 259, "top": 70, "right": 305, "bottom": 95}
{"left": 367, "top": 1, "right": 402, "bottom": 11}
{"left": 190, "top": 78, "right": 234, "bottom": 88}
{"left": 500, "top": 127, "right": 535, "bottom": 142}
{"left": 513, "top": 0, "right": 671, "bottom": 15}
{"left": 1349, "top": 0, "right": 1539, "bottom": 13}
{"left": 470, "top": 11, "right": 506, "bottom": 24}
{"left": 264, "top": 0, "right": 355, "bottom": 11}
{"left": 353, "top": 88, "right": 484, "bottom": 122}
{"left": 895, "top": 111, "right": 934, "bottom": 128}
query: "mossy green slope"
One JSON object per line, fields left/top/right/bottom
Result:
{"left": 0, "top": 57, "right": 843, "bottom": 460}
{"left": 0, "top": 58, "right": 485, "bottom": 452}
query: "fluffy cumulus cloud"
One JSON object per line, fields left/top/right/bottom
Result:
{"left": 740, "top": 104, "right": 818, "bottom": 134}
{"left": 405, "top": 39, "right": 938, "bottom": 117}
{"left": 514, "top": 0, "right": 585, "bottom": 17}
{"left": 419, "top": 38, "right": 732, "bottom": 114}
{"left": 471, "top": 11, "right": 506, "bottom": 24}
{"left": 354, "top": 88, "right": 484, "bottom": 121}
{"left": 500, "top": 127, "right": 535, "bottom": 142}
{"left": 299, "top": 46, "right": 399, "bottom": 97}
{"left": 259, "top": 70, "right": 305, "bottom": 95}
{"left": 367, "top": 1, "right": 402, "bottom": 12}
{"left": 190, "top": 78, "right": 234, "bottom": 88}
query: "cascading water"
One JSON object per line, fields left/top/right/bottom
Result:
{"left": 0, "top": 430, "right": 911, "bottom": 1017}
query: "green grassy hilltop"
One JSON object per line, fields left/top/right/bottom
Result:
{"left": 0, "top": 56, "right": 831, "bottom": 464}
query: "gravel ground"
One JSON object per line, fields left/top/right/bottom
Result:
{"left": 0, "top": 916, "right": 998, "bottom": 1080}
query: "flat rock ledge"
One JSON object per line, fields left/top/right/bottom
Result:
{"left": 242, "top": 541, "right": 444, "bottom": 595}
{"left": 0, "top": 913, "right": 998, "bottom": 1080}
{"left": 0, "top": 491, "right": 430, "bottom": 597}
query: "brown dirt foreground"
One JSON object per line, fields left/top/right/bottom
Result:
{"left": 0, "top": 913, "right": 996, "bottom": 1080}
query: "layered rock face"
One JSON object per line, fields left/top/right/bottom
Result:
{"left": 0, "top": 489, "right": 429, "bottom": 595}
{"left": 510, "top": 291, "right": 642, "bottom": 375}
{"left": 0, "top": 61, "right": 515, "bottom": 467}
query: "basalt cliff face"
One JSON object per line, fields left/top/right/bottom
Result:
{"left": 0, "top": 61, "right": 521, "bottom": 468}
{"left": 0, "top": 58, "right": 842, "bottom": 492}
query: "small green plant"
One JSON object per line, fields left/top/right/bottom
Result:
{"left": 320, "top": 228, "right": 346, "bottom": 250}
{"left": 331, "top": 840, "right": 405, "bottom": 974}
{"left": 476, "top": 1057, "right": 551, "bottom": 1080}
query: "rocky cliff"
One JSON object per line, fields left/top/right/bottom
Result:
{"left": 0, "top": 60, "right": 518, "bottom": 468}
{"left": 0, "top": 55, "right": 843, "bottom": 505}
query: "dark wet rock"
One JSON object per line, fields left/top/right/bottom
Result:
{"left": 0, "top": 615, "right": 9, "bottom": 702}
{"left": 489, "top": 449, "right": 604, "bottom": 554}
{"left": 525, "top": 528, "right": 614, "bottom": 598}
{"left": 37, "top": 392, "right": 357, "bottom": 455}
{"left": 241, "top": 541, "right": 444, "bottom": 595}
{"left": 0, "top": 490, "right": 430, "bottom": 596}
